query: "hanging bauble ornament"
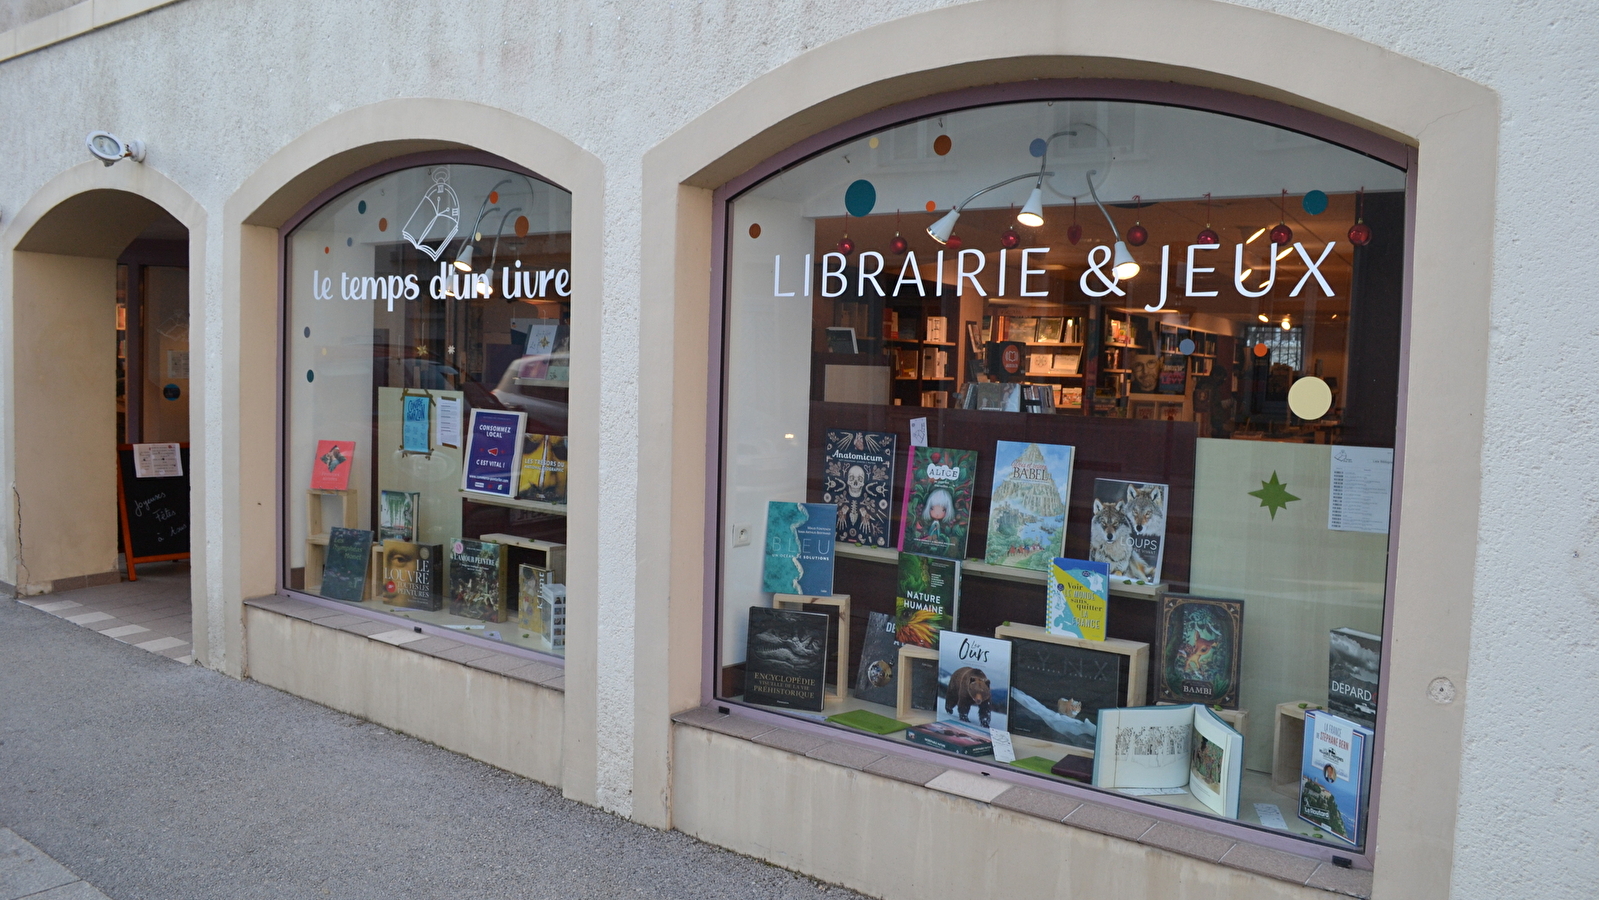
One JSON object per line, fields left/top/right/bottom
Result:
{"left": 1067, "top": 223, "right": 1082, "bottom": 245}
{"left": 1126, "top": 224, "right": 1148, "bottom": 247}
{"left": 1195, "top": 227, "right": 1219, "bottom": 245}
{"left": 890, "top": 233, "right": 909, "bottom": 255}
{"left": 945, "top": 234, "right": 963, "bottom": 249}
{"left": 1269, "top": 223, "right": 1293, "bottom": 245}
{"left": 1348, "top": 222, "right": 1372, "bottom": 246}
{"left": 1001, "top": 228, "right": 1021, "bottom": 249}
{"left": 836, "top": 235, "right": 855, "bottom": 255}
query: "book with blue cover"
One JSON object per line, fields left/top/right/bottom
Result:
{"left": 760, "top": 501, "right": 837, "bottom": 596}
{"left": 1298, "top": 710, "right": 1375, "bottom": 846}
{"left": 1046, "top": 558, "right": 1109, "bottom": 641}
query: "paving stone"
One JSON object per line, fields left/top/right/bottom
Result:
{"left": 1140, "top": 821, "right": 1235, "bottom": 861}
{"left": 1064, "top": 802, "right": 1158, "bottom": 841}
{"left": 862, "top": 755, "right": 945, "bottom": 786}
{"left": 991, "top": 785, "right": 1082, "bottom": 822}
{"left": 0, "top": 828, "right": 78, "bottom": 899}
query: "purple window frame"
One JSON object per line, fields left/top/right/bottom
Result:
{"left": 702, "top": 79, "right": 1417, "bottom": 869}
{"left": 274, "top": 150, "right": 571, "bottom": 668}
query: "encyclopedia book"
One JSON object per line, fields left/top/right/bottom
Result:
{"left": 744, "top": 606, "right": 830, "bottom": 712}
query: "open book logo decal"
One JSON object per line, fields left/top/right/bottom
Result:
{"left": 402, "top": 167, "right": 461, "bottom": 262}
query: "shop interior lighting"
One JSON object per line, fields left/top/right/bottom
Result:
{"left": 1247, "top": 226, "right": 1267, "bottom": 244}
{"left": 1275, "top": 244, "right": 1295, "bottom": 261}
{"left": 926, "top": 171, "right": 1053, "bottom": 244}
{"left": 1281, "top": 315, "right": 1292, "bottom": 330}
{"left": 1017, "top": 186, "right": 1046, "bottom": 227}
{"left": 1086, "top": 170, "right": 1139, "bottom": 279}
{"left": 453, "top": 178, "right": 515, "bottom": 272}
{"left": 453, "top": 243, "right": 474, "bottom": 272}
{"left": 1258, "top": 313, "right": 1270, "bottom": 323}
{"left": 86, "top": 131, "right": 145, "bottom": 166}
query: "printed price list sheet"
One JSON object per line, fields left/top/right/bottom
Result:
{"left": 1328, "top": 446, "right": 1394, "bottom": 533}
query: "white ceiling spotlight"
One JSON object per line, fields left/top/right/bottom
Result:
{"left": 86, "top": 131, "right": 145, "bottom": 166}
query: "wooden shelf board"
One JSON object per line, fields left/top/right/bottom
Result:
{"left": 458, "top": 492, "right": 569, "bottom": 516}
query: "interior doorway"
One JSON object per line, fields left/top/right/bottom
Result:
{"left": 116, "top": 223, "right": 190, "bottom": 446}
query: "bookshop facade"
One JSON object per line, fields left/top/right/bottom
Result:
{"left": 2, "top": 0, "right": 1557, "bottom": 898}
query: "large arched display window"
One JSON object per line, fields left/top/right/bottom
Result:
{"left": 284, "top": 158, "right": 574, "bottom": 659}
{"left": 713, "top": 93, "right": 1407, "bottom": 851}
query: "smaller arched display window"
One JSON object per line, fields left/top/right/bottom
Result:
{"left": 284, "top": 159, "right": 574, "bottom": 658}
{"left": 712, "top": 95, "right": 1408, "bottom": 852}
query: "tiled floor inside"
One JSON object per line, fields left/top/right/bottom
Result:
{"left": 16, "top": 564, "right": 192, "bottom": 664}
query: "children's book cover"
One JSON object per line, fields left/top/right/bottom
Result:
{"left": 310, "top": 440, "right": 356, "bottom": 491}
{"left": 853, "top": 611, "right": 902, "bottom": 707}
{"left": 821, "top": 429, "right": 897, "bottom": 547}
{"left": 1088, "top": 479, "right": 1169, "bottom": 584}
{"left": 937, "top": 632, "right": 1011, "bottom": 732}
{"left": 983, "top": 441, "right": 1075, "bottom": 571}
{"left": 1007, "top": 637, "right": 1119, "bottom": 749}
{"left": 897, "top": 447, "right": 977, "bottom": 561}
{"left": 1046, "top": 558, "right": 1109, "bottom": 641}
{"left": 1155, "top": 594, "right": 1245, "bottom": 708}
{"left": 760, "top": 502, "right": 837, "bottom": 596}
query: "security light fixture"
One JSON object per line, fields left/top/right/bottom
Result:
{"left": 86, "top": 131, "right": 144, "bottom": 166}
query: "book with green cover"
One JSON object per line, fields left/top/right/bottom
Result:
{"left": 826, "top": 709, "right": 905, "bottom": 735}
{"left": 893, "top": 552, "right": 959, "bottom": 649}
{"left": 897, "top": 446, "right": 978, "bottom": 561}
{"left": 447, "top": 538, "right": 508, "bottom": 622}
{"left": 321, "top": 527, "right": 373, "bottom": 602}
{"left": 1009, "top": 756, "right": 1059, "bottom": 775}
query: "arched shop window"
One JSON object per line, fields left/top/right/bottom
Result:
{"left": 286, "top": 160, "right": 574, "bottom": 658}
{"left": 715, "top": 97, "right": 1405, "bottom": 850}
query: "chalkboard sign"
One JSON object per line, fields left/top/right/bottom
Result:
{"left": 116, "top": 444, "right": 191, "bottom": 579}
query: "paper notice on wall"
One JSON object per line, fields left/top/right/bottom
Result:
{"left": 1254, "top": 803, "right": 1289, "bottom": 829}
{"left": 436, "top": 398, "right": 462, "bottom": 448}
{"left": 132, "top": 442, "right": 183, "bottom": 479}
{"left": 166, "top": 350, "right": 189, "bottom": 379}
{"left": 990, "top": 729, "right": 1016, "bottom": 763}
{"left": 1328, "top": 446, "right": 1394, "bottom": 533}
{"left": 909, "top": 417, "right": 928, "bottom": 448}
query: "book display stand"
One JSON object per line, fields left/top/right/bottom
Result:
{"left": 774, "top": 593, "right": 851, "bottom": 701}
{"left": 1272, "top": 701, "right": 1317, "bottom": 797}
{"left": 895, "top": 644, "right": 939, "bottom": 719}
{"left": 994, "top": 622, "right": 1150, "bottom": 708}
{"left": 303, "top": 488, "right": 359, "bottom": 594}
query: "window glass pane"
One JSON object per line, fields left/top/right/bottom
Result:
{"left": 719, "top": 100, "right": 1404, "bottom": 848}
{"left": 286, "top": 163, "right": 573, "bottom": 657}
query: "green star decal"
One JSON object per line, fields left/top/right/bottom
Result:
{"left": 1248, "top": 471, "right": 1300, "bottom": 519}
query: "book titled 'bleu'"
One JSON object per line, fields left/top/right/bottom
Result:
{"left": 760, "top": 501, "right": 837, "bottom": 596}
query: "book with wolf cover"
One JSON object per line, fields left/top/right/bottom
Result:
{"left": 821, "top": 430, "right": 897, "bottom": 547}
{"left": 1298, "top": 710, "right": 1375, "bottom": 845}
{"left": 320, "top": 527, "right": 373, "bottom": 602}
{"left": 447, "top": 539, "right": 509, "bottom": 622}
{"left": 1327, "top": 627, "right": 1382, "bottom": 728}
{"left": 378, "top": 540, "right": 443, "bottom": 611}
{"left": 938, "top": 631, "right": 1011, "bottom": 732}
{"left": 743, "top": 606, "right": 830, "bottom": 712}
{"left": 760, "top": 501, "right": 837, "bottom": 596}
{"left": 854, "top": 611, "right": 902, "bottom": 707}
{"left": 1088, "top": 479, "right": 1169, "bottom": 585}
{"left": 1155, "top": 594, "right": 1245, "bottom": 709}
{"left": 378, "top": 490, "right": 420, "bottom": 543}
{"left": 517, "top": 434, "right": 568, "bottom": 504}
{"left": 1092, "top": 704, "right": 1244, "bottom": 818}
{"left": 1047, "top": 558, "right": 1109, "bottom": 641}
{"left": 1007, "top": 636, "right": 1119, "bottom": 749}
{"left": 984, "top": 441, "right": 1075, "bottom": 571}
{"left": 897, "top": 446, "right": 977, "bottom": 561}
{"left": 893, "top": 552, "right": 959, "bottom": 649}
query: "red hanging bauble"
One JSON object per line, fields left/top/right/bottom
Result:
{"left": 1067, "top": 223, "right": 1082, "bottom": 245}
{"left": 1126, "top": 224, "right": 1148, "bottom": 247}
{"left": 1001, "top": 228, "right": 1021, "bottom": 249}
{"left": 890, "top": 233, "right": 909, "bottom": 255}
{"left": 1196, "top": 227, "right": 1219, "bottom": 245}
{"left": 836, "top": 235, "right": 855, "bottom": 255}
{"left": 945, "top": 234, "right": 963, "bottom": 249}
{"left": 1269, "top": 223, "right": 1293, "bottom": 245}
{"left": 1348, "top": 222, "right": 1372, "bottom": 245}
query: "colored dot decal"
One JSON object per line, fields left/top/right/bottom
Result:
{"left": 1253, "top": 343, "right": 1270, "bottom": 358}
{"left": 748, "top": 223, "right": 762, "bottom": 239}
{"left": 358, "top": 200, "right": 367, "bottom": 214}
{"left": 1302, "top": 190, "right": 1329, "bottom": 215}
{"left": 162, "top": 384, "right": 181, "bottom": 401}
{"left": 844, "top": 180, "right": 877, "bottom": 218}
{"left": 869, "top": 136, "right": 880, "bottom": 149}
{"left": 925, "top": 200, "right": 937, "bottom": 212}
{"left": 346, "top": 237, "right": 353, "bottom": 247}
{"left": 1288, "top": 376, "right": 1333, "bottom": 420}
{"left": 303, "top": 326, "right": 310, "bottom": 338}
{"left": 378, "top": 217, "right": 388, "bottom": 232}
{"left": 1029, "top": 138, "right": 1048, "bottom": 158}
{"left": 1179, "top": 338, "right": 1196, "bottom": 355}
{"left": 306, "top": 370, "right": 315, "bottom": 382}
{"left": 933, "top": 134, "right": 952, "bottom": 156}
{"left": 514, "top": 216, "right": 529, "bottom": 237}
{"left": 489, "top": 191, "right": 499, "bottom": 204}
{"left": 324, "top": 247, "right": 330, "bottom": 254}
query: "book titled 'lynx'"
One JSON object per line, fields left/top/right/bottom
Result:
{"left": 984, "top": 441, "right": 1075, "bottom": 571}
{"left": 743, "top": 606, "right": 830, "bottom": 712}
{"left": 821, "top": 430, "right": 897, "bottom": 547}
{"left": 760, "top": 502, "right": 837, "bottom": 596}
{"left": 447, "top": 539, "right": 509, "bottom": 622}
{"left": 898, "top": 447, "right": 977, "bottom": 561}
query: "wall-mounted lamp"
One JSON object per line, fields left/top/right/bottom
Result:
{"left": 926, "top": 171, "right": 1054, "bottom": 244}
{"left": 453, "top": 178, "right": 515, "bottom": 272}
{"left": 453, "top": 243, "right": 475, "bottom": 272}
{"left": 1017, "top": 186, "right": 1046, "bottom": 227}
{"left": 1086, "top": 170, "right": 1138, "bottom": 279}
{"left": 86, "top": 131, "right": 145, "bottom": 166}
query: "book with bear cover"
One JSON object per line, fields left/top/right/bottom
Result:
{"left": 1092, "top": 704, "right": 1244, "bottom": 819}
{"left": 983, "top": 441, "right": 1076, "bottom": 571}
{"left": 821, "top": 429, "right": 897, "bottom": 547}
{"left": 1155, "top": 594, "right": 1244, "bottom": 709}
{"left": 1047, "top": 558, "right": 1109, "bottom": 641}
{"left": 446, "top": 539, "right": 509, "bottom": 622}
{"left": 904, "top": 721, "right": 993, "bottom": 756}
{"left": 853, "top": 611, "right": 902, "bottom": 707}
{"left": 1327, "top": 627, "right": 1382, "bottom": 728}
{"left": 377, "top": 540, "right": 443, "bottom": 611}
{"left": 516, "top": 434, "right": 568, "bottom": 504}
{"left": 897, "top": 446, "right": 977, "bottom": 561}
{"left": 1089, "top": 479, "right": 1169, "bottom": 585}
{"left": 743, "top": 606, "right": 830, "bottom": 712}
{"left": 320, "top": 527, "right": 373, "bottom": 602}
{"left": 893, "top": 552, "right": 959, "bottom": 649}
{"left": 937, "top": 631, "right": 1011, "bottom": 732}
{"left": 1298, "top": 710, "right": 1375, "bottom": 845}
{"left": 1007, "top": 637, "right": 1120, "bottom": 750}
{"left": 760, "top": 501, "right": 837, "bottom": 596}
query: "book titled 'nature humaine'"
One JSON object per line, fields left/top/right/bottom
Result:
{"left": 893, "top": 552, "right": 959, "bottom": 649}
{"left": 898, "top": 447, "right": 977, "bottom": 561}
{"left": 983, "top": 441, "right": 1075, "bottom": 571}
{"left": 743, "top": 606, "right": 830, "bottom": 712}
{"left": 760, "top": 501, "right": 837, "bottom": 596}
{"left": 821, "top": 429, "right": 897, "bottom": 547}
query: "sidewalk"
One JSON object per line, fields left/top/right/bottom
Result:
{"left": 0, "top": 596, "right": 860, "bottom": 900}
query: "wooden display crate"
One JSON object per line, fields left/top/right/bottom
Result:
{"left": 896, "top": 644, "right": 939, "bottom": 719}
{"left": 303, "top": 488, "right": 358, "bottom": 594}
{"left": 773, "top": 593, "right": 851, "bottom": 701}
{"left": 994, "top": 621, "right": 1150, "bottom": 708}
{"left": 1272, "top": 701, "right": 1323, "bottom": 797}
